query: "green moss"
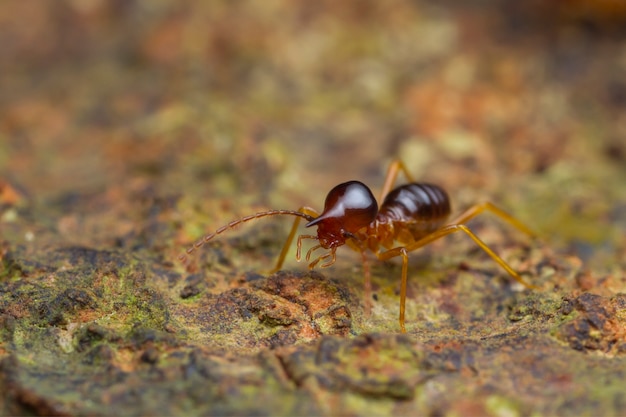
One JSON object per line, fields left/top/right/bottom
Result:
{"left": 486, "top": 395, "right": 522, "bottom": 417}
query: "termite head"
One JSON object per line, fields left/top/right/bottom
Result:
{"left": 306, "top": 180, "right": 378, "bottom": 249}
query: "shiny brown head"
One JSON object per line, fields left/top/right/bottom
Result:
{"left": 306, "top": 180, "right": 378, "bottom": 249}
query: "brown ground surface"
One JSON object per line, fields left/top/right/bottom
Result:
{"left": 1, "top": 1, "right": 625, "bottom": 415}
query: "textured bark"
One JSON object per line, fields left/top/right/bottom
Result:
{"left": 1, "top": 1, "right": 625, "bottom": 415}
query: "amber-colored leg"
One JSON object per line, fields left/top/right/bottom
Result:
{"left": 378, "top": 223, "right": 536, "bottom": 333}
{"left": 450, "top": 202, "right": 537, "bottom": 238}
{"left": 379, "top": 160, "right": 415, "bottom": 203}
{"left": 269, "top": 206, "right": 320, "bottom": 273}
{"left": 397, "top": 248, "right": 409, "bottom": 333}
{"left": 359, "top": 250, "right": 373, "bottom": 317}
{"left": 343, "top": 240, "right": 375, "bottom": 317}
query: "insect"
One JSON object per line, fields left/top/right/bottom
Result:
{"left": 180, "top": 160, "right": 536, "bottom": 332}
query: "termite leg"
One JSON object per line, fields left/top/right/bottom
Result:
{"left": 379, "top": 160, "right": 416, "bottom": 203}
{"left": 398, "top": 248, "right": 409, "bottom": 333}
{"left": 450, "top": 202, "right": 537, "bottom": 238}
{"left": 344, "top": 239, "right": 374, "bottom": 317}
{"left": 269, "top": 206, "right": 320, "bottom": 273}
{"left": 378, "top": 223, "right": 536, "bottom": 332}
{"left": 372, "top": 246, "right": 408, "bottom": 332}
{"left": 361, "top": 250, "right": 373, "bottom": 317}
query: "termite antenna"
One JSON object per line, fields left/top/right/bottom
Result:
{"left": 178, "top": 209, "right": 316, "bottom": 264}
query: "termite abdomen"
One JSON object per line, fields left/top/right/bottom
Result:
{"left": 378, "top": 183, "right": 451, "bottom": 224}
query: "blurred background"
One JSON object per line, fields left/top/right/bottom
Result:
{"left": 1, "top": 0, "right": 625, "bottom": 269}
{"left": 1, "top": 2, "right": 626, "bottom": 415}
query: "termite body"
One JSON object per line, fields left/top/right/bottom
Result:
{"left": 181, "top": 161, "right": 536, "bottom": 332}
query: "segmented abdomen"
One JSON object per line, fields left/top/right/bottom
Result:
{"left": 377, "top": 183, "right": 451, "bottom": 227}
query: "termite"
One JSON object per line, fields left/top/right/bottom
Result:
{"left": 179, "top": 160, "right": 536, "bottom": 332}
